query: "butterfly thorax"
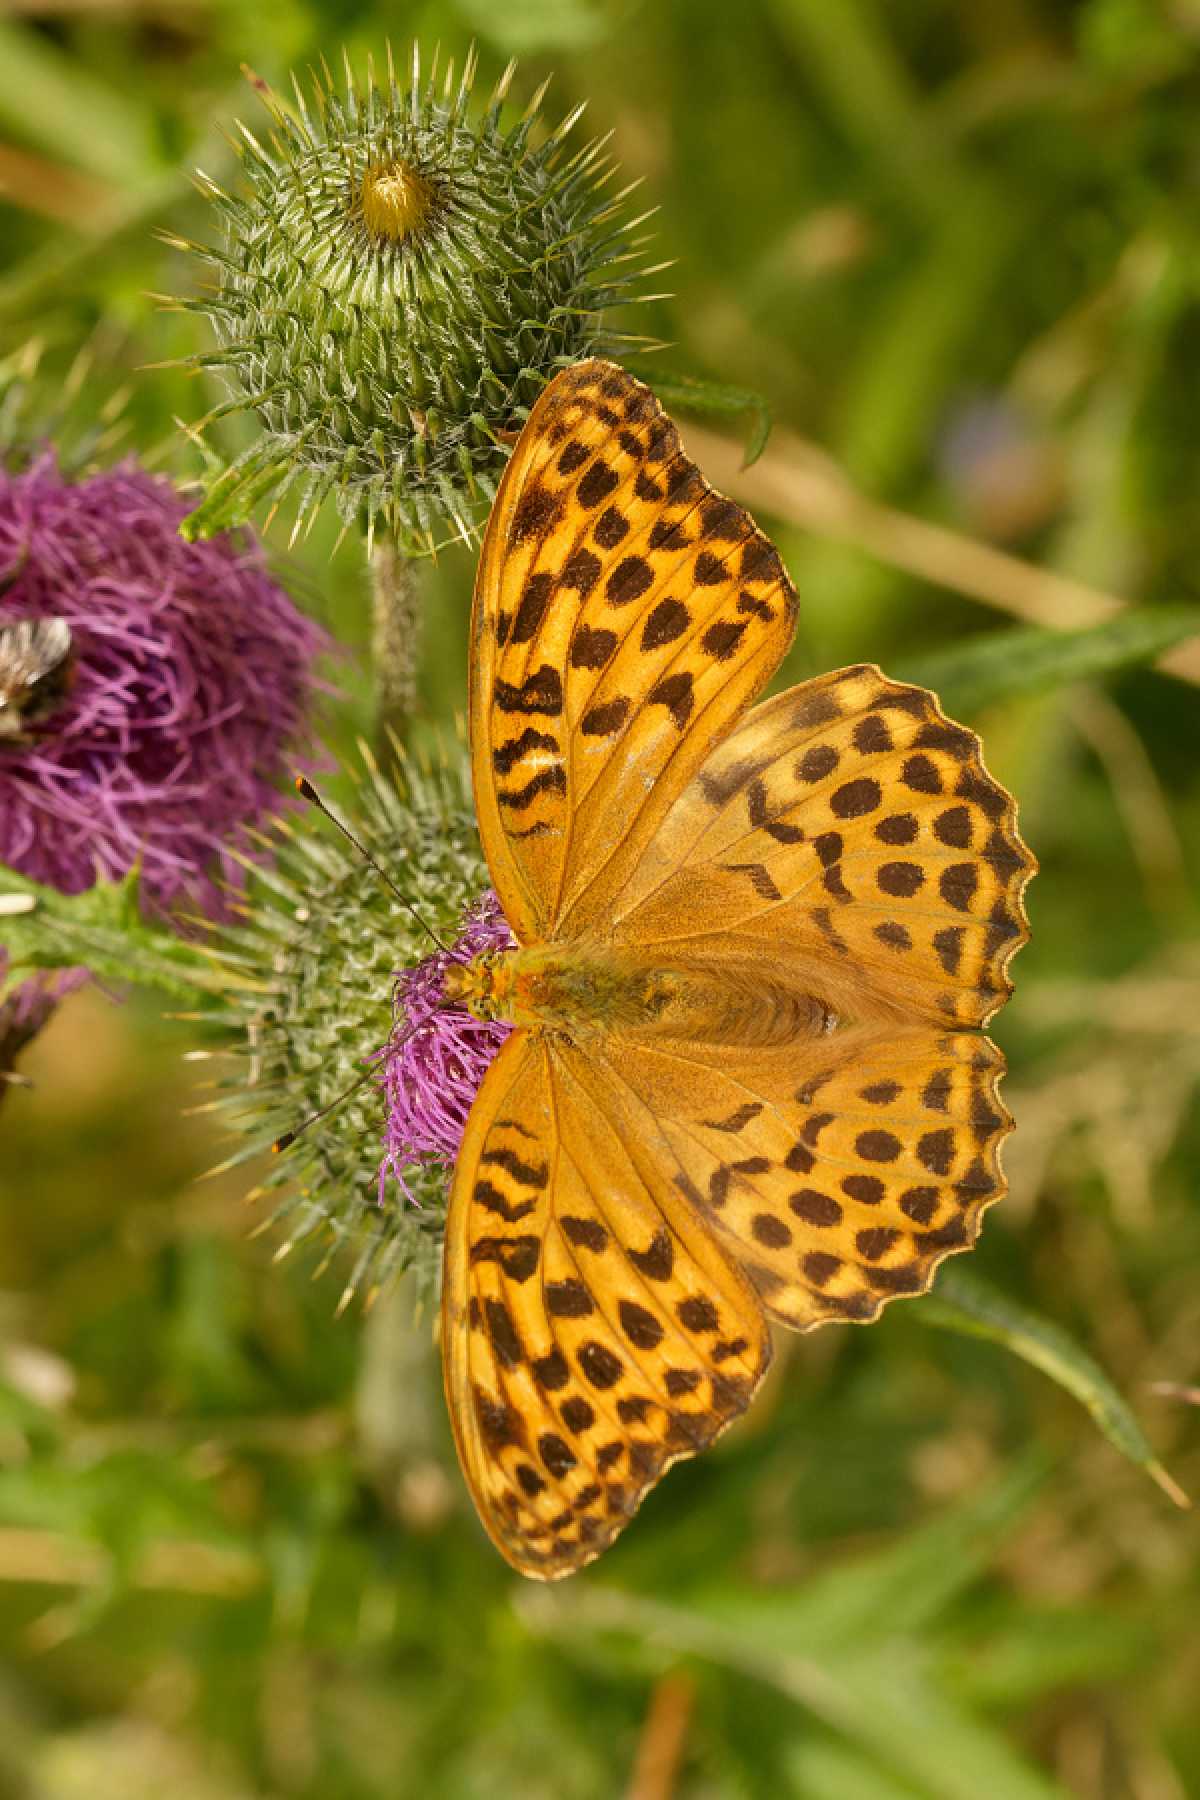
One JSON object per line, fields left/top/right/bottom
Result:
{"left": 445, "top": 945, "right": 836, "bottom": 1047}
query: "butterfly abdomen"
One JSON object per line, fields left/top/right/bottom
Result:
{"left": 622, "top": 957, "right": 837, "bottom": 1048}
{"left": 478, "top": 947, "right": 834, "bottom": 1047}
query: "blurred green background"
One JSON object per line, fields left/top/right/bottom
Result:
{"left": 3, "top": 0, "right": 1200, "bottom": 1795}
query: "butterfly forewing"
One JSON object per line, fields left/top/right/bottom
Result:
{"left": 442, "top": 1030, "right": 771, "bottom": 1579}
{"left": 470, "top": 360, "right": 797, "bottom": 942}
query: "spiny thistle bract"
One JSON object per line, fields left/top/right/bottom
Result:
{"left": 174, "top": 46, "right": 659, "bottom": 552}
{"left": 204, "top": 743, "right": 491, "bottom": 1309}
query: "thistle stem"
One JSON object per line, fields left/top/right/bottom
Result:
{"left": 370, "top": 540, "right": 424, "bottom": 750}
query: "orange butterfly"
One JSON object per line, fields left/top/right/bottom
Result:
{"left": 440, "top": 361, "right": 1035, "bottom": 1578}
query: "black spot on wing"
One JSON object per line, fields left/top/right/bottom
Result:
{"left": 510, "top": 572, "right": 555, "bottom": 645}
{"left": 577, "top": 461, "right": 620, "bottom": 508}
{"left": 629, "top": 1230, "right": 674, "bottom": 1281}
{"left": 560, "top": 548, "right": 603, "bottom": 598}
{"left": 701, "top": 619, "right": 747, "bottom": 662}
{"left": 581, "top": 697, "right": 632, "bottom": 738}
{"left": 703, "top": 1101, "right": 763, "bottom": 1132}
{"left": 721, "top": 861, "right": 782, "bottom": 903}
{"left": 700, "top": 497, "right": 745, "bottom": 540}
{"left": 594, "top": 506, "right": 629, "bottom": 549}
{"left": 512, "top": 486, "right": 563, "bottom": 544}
{"left": 561, "top": 1216, "right": 609, "bottom": 1252}
{"left": 473, "top": 1179, "right": 537, "bottom": 1223}
{"left": 606, "top": 556, "right": 654, "bottom": 608}
{"left": 570, "top": 624, "right": 618, "bottom": 670}
{"left": 495, "top": 666, "right": 564, "bottom": 716}
{"left": 470, "top": 1235, "right": 541, "bottom": 1282}
{"left": 480, "top": 1146, "right": 550, "bottom": 1188}
{"left": 484, "top": 1299, "right": 525, "bottom": 1368}
{"left": 648, "top": 671, "right": 694, "bottom": 730}
{"left": 642, "top": 598, "right": 691, "bottom": 649}
{"left": 492, "top": 727, "right": 558, "bottom": 775}
{"left": 497, "top": 766, "right": 566, "bottom": 811}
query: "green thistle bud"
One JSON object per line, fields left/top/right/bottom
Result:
{"left": 174, "top": 47, "right": 657, "bottom": 550}
{"left": 203, "top": 744, "right": 486, "bottom": 1309}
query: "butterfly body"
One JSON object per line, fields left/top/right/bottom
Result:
{"left": 447, "top": 943, "right": 665, "bottom": 1032}
{"left": 441, "top": 360, "right": 1036, "bottom": 1580}
{"left": 449, "top": 944, "right": 838, "bottom": 1047}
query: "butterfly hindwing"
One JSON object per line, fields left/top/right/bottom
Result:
{"left": 442, "top": 1029, "right": 771, "bottom": 1579}
{"left": 470, "top": 359, "right": 797, "bottom": 942}
{"left": 583, "top": 1028, "right": 1010, "bottom": 1332}
{"left": 610, "top": 664, "right": 1036, "bottom": 1029}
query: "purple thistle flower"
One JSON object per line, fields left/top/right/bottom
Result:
{"left": 376, "top": 890, "right": 514, "bottom": 1202}
{"left": 0, "top": 947, "right": 88, "bottom": 1086}
{"left": 0, "top": 453, "right": 329, "bottom": 917}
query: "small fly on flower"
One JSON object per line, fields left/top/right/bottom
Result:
{"left": 0, "top": 618, "right": 74, "bottom": 745}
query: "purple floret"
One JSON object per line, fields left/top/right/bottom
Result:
{"left": 0, "top": 454, "right": 328, "bottom": 917}
{"left": 376, "top": 890, "right": 514, "bottom": 1202}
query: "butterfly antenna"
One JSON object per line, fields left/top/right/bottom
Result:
{"left": 271, "top": 1066, "right": 376, "bottom": 1154}
{"left": 294, "top": 776, "right": 452, "bottom": 953}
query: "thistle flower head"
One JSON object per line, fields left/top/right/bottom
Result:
{"left": 176, "top": 46, "right": 655, "bottom": 550}
{"left": 376, "top": 889, "right": 513, "bottom": 1200}
{"left": 206, "top": 745, "right": 490, "bottom": 1306}
{"left": 0, "top": 453, "right": 328, "bottom": 917}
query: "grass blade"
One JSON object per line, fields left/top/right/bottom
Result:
{"left": 921, "top": 1265, "right": 1189, "bottom": 1507}
{"left": 898, "top": 606, "right": 1200, "bottom": 715}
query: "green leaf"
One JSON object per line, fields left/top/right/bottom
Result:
{"left": 637, "top": 366, "right": 774, "bottom": 467}
{"left": 896, "top": 606, "right": 1200, "bottom": 716}
{"left": 920, "top": 1265, "right": 1189, "bottom": 1508}
{"left": 178, "top": 440, "right": 297, "bottom": 542}
{"left": 828, "top": 1643, "right": 1066, "bottom": 1800}
{"left": 522, "top": 1548, "right": 1067, "bottom": 1800}
{"left": 784, "top": 1739, "right": 923, "bottom": 1800}
{"left": 942, "top": 1601, "right": 1158, "bottom": 1708}
{"left": 0, "top": 865, "right": 259, "bottom": 1003}
{"left": 522, "top": 1471, "right": 1061, "bottom": 1800}
{"left": 678, "top": 1459, "right": 1046, "bottom": 1655}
